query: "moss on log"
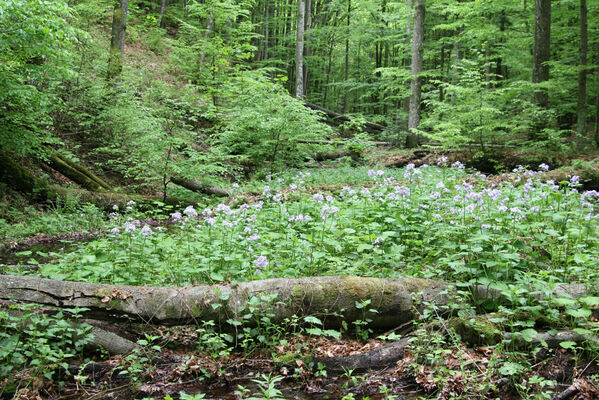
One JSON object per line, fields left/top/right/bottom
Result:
{"left": 47, "top": 152, "right": 112, "bottom": 192}
{"left": 0, "top": 153, "right": 48, "bottom": 200}
{"left": 0, "top": 153, "right": 189, "bottom": 210}
{"left": 0, "top": 275, "right": 452, "bottom": 329}
{"left": 170, "top": 176, "right": 231, "bottom": 197}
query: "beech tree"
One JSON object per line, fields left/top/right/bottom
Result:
{"left": 406, "top": 0, "right": 425, "bottom": 148}
{"left": 532, "top": 0, "right": 551, "bottom": 110}
{"left": 577, "top": 0, "right": 587, "bottom": 136}
{"left": 107, "top": 0, "right": 129, "bottom": 81}
{"left": 295, "top": 0, "right": 306, "bottom": 98}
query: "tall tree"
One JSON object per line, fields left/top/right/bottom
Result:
{"left": 295, "top": 0, "right": 306, "bottom": 98}
{"left": 303, "top": 0, "right": 312, "bottom": 95}
{"left": 343, "top": 0, "right": 351, "bottom": 113}
{"left": 159, "top": 0, "right": 168, "bottom": 27}
{"left": 107, "top": 0, "right": 130, "bottom": 81}
{"left": 532, "top": 0, "right": 550, "bottom": 109}
{"left": 406, "top": 0, "right": 425, "bottom": 148}
{"left": 577, "top": 0, "right": 587, "bottom": 136}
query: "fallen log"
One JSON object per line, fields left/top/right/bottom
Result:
{"left": 1, "top": 301, "right": 138, "bottom": 355}
{"left": 304, "top": 102, "right": 387, "bottom": 134}
{"left": 46, "top": 152, "right": 112, "bottom": 192}
{"left": 1, "top": 275, "right": 592, "bottom": 330}
{"left": 314, "top": 337, "right": 411, "bottom": 372}
{"left": 0, "top": 275, "right": 452, "bottom": 328}
{"left": 298, "top": 139, "right": 392, "bottom": 146}
{"left": 170, "top": 177, "right": 231, "bottom": 197}
{"left": 0, "top": 153, "right": 189, "bottom": 210}
{"left": 313, "top": 150, "right": 358, "bottom": 162}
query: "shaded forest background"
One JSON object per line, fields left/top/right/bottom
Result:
{"left": 1, "top": 0, "right": 599, "bottom": 197}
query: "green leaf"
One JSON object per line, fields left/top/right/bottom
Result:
{"left": 303, "top": 316, "right": 323, "bottom": 325}
{"left": 559, "top": 341, "right": 577, "bottom": 350}
{"left": 565, "top": 308, "right": 592, "bottom": 319}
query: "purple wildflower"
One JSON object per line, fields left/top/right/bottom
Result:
{"left": 140, "top": 225, "right": 152, "bottom": 236}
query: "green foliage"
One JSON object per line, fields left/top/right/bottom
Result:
{"left": 0, "top": 305, "right": 92, "bottom": 382}
{"left": 0, "top": 0, "right": 78, "bottom": 155}
{"left": 217, "top": 70, "right": 332, "bottom": 167}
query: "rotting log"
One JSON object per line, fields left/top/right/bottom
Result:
{"left": 0, "top": 275, "right": 453, "bottom": 328}
{"left": 304, "top": 102, "right": 387, "bottom": 134}
{"left": 46, "top": 152, "right": 112, "bottom": 192}
{"left": 170, "top": 176, "right": 231, "bottom": 197}
{"left": 313, "top": 150, "right": 358, "bottom": 162}
{"left": 298, "top": 139, "right": 392, "bottom": 146}
{"left": 314, "top": 337, "right": 411, "bottom": 372}
{"left": 0, "top": 153, "right": 190, "bottom": 210}
{"left": 0, "top": 153, "right": 49, "bottom": 200}
{"left": 1, "top": 275, "right": 592, "bottom": 329}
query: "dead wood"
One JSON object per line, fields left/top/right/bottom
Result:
{"left": 304, "top": 102, "right": 387, "bottom": 134}
{"left": 170, "top": 177, "right": 231, "bottom": 197}
{"left": 0, "top": 275, "right": 452, "bottom": 328}
{"left": 46, "top": 152, "right": 112, "bottom": 192}
{"left": 315, "top": 337, "right": 411, "bottom": 372}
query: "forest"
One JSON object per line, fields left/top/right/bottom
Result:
{"left": 1, "top": 0, "right": 599, "bottom": 399}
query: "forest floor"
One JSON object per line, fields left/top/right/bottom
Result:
{"left": 2, "top": 160, "right": 599, "bottom": 399}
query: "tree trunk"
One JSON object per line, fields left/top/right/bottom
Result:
{"left": 577, "top": 0, "right": 588, "bottom": 137}
{"left": 0, "top": 153, "right": 187, "bottom": 210}
{"left": 343, "top": 0, "right": 351, "bottom": 113}
{"left": 303, "top": 0, "right": 312, "bottom": 96}
{"left": 532, "top": 0, "right": 551, "bottom": 109}
{"left": 199, "top": 14, "right": 214, "bottom": 74}
{"left": 595, "top": 64, "right": 599, "bottom": 147}
{"left": 304, "top": 102, "right": 386, "bottom": 133}
{"left": 170, "top": 177, "right": 231, "bottom": 197}
{"left": 406, "top": 0, "right": 425, "bottom": 148}
{"left": 107, "top": 0, "right": 130, "bottom": 81}
{"left": 295, "top": 0, "right": 306, "bottom": 98}
{"left": 47, "top": 152, "right": 112, "bottom": 192}
{"left": 1, "top": 275, "right": 591, "bottom": 331}
{"left": 0, "top": 275, "right": 454, "bottom": 329}
{"left": 159, "top": 0, "right": 168, "bottom": 27}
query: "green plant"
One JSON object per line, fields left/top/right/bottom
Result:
{"left": 120, "top": 334, "right": 162, "bottom": 385}
{"left": 352, "top": 299, "right": 377, "bottom": 340}
{"left": 196, "top": 320, "right": 233, "bottom": 358}
{"left": 0, "top": 305, "right": 92, "bottom": 382}
{"left": 217, "top": 70, "right": 332, "bottom": 168}
{"left": 247, "top": 373, "right": 285, "bottom": 400}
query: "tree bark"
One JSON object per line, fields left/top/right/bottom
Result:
{"left": 532, "top": 0, "right": 551, "bottom": 109}
{"left": 1, "top": 274, "right": 592, "bottom": 330}
{"left": 47, "top": 152, "right": 112, "bottom": 192}
{"left": 406, "top": 0, "right": 425, "bottom": 148}
{"left": 170, "top": 176, "right": 231, "bottom": 197}
{"left": 0, "top": 275, "right": 454, "bottom": 329}
{"left": 304, "top": 102, "right": 386, "bottom": 133}
{"left": 577, "top": 0, "right": 588, "bottom": 137}
{"left": 159, "top": 0, "right": 168, "bottom": 27}
{"left": 0, "top": 153, "right": 187, "bottom": 210}
{"left": 303, "top": 0, "right": 312, "bottom": 96}
{"left": 199, "top": 13, "right": 214, "bottom": 74}
{"left": 343, "top": 0, "right": 351, "bottom": 113}
{"left": 295, "top": 0, "right": 306, "bottom": 98}
{"left": 107, "top": 0, "right": 130, "bottom": 81}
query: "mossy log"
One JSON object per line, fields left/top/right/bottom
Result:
{"left": 0, "top": 275, "right": 453, "bottom": 328}
{"left": 170, "top": 176, "right": 231, "bottom": 197}
{"left": 0, "top": 153, "right": 189, "bottom": 210}
{"left": 537, "top": 161, "right": 599, "bottom": 189}
{"left": 0, "top": 153, "right": 49, "bottom": 200}
{"left": 47, "top": 152, "right": 112, "bottom": 192}
{"left": 1, "top": 275, "right": 591, "bottom": 328}
{"left": 313, "top": 150, "right": 360, "bottom": 162}
{"left": 304, "top": 102, "right": 387, "bottom": 134}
